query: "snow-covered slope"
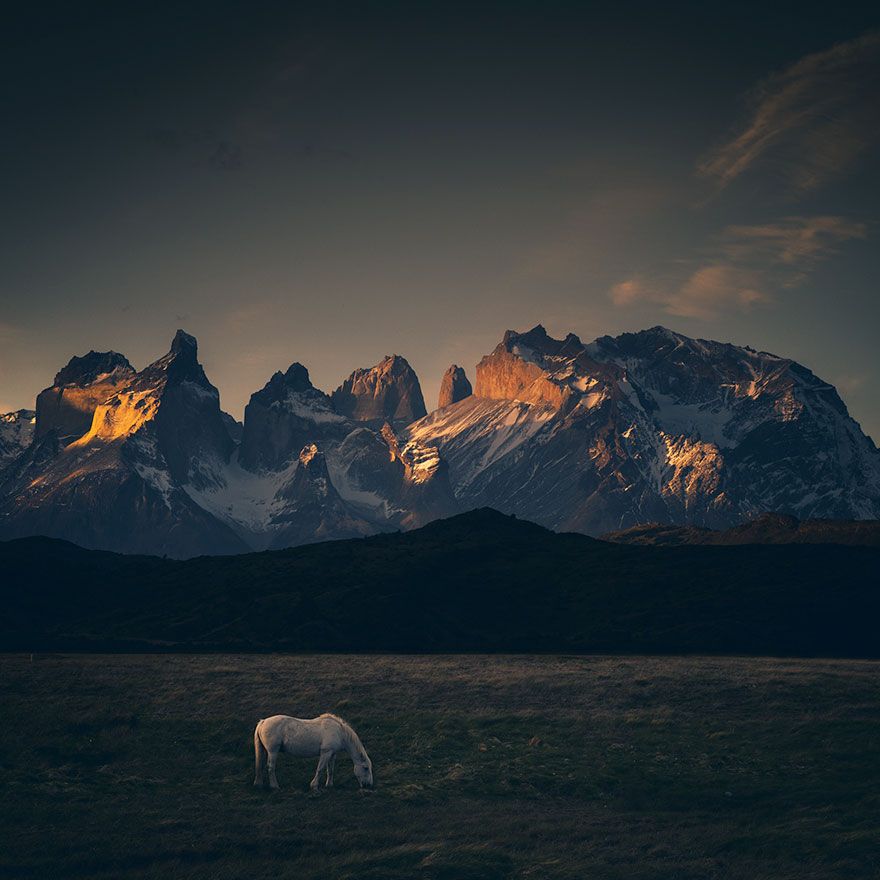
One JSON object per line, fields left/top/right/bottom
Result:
{"left": 187, "top": 360, "right": 456, "bottom": 549}
{"left": 0, "top": 410, "right": 35, "bottom": 473}
{"left": 407, "top": 325, "right": 880, "bottom": 533}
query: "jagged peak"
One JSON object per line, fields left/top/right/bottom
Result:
{"left": 251, "top": 362, "right": 320, "bottom": 407}
{"left": 332, "top": 352, "right": 427, "bottom": 423}
{"left": 271, "top": 441, "right": 342, "bottom": 510}
{"left": 502, "top": 324, "right": 549, "bottom": 347}
{"left": 138, "top": 329, "right": 214, "bottom": 390}
{"left": 438, "top": 364, "right": 473, "bottom": 409}
{"left": 376, "top": 353, "right": 417, "bottom": 375}
{"left": 52, "top": 350, "right": 134, "bottom": 388}
{"left": 170, "top": 329, "right": 198, "bottom": 356}
{"left": 282, "top": 362, "right": 312, "bottom": 388}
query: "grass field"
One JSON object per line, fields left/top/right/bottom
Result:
{"left": 1, "top": 654, "right": 878, "bottom": 879}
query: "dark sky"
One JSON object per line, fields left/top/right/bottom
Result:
{"left": 2, "top": 1, "right": 879, "bottom": 438}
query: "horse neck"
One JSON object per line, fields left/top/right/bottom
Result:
{"left": 339, "top": 721, "right": 367, "bottom": 762}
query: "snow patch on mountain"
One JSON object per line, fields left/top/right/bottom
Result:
{"left": 184, "top": 450, "right": 299, "bottom": 538}
{"left": 0, "top": 410, "right": 36, "bottom": 470}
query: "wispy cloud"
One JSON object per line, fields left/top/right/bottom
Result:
{"left": 719, "top": 215, "right": 867, "bottom": 286}
{"left": 698, "top": 31, "right": 880, "bottom": 195}
{"left": 609, "top": 215, "right": 866, "bottom": 319}
{"left": 610, "top": 266, "right": 766, "bottom": 320}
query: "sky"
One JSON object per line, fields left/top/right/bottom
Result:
{"left": 2, "top": 1, "right": 879, "bottom": 439}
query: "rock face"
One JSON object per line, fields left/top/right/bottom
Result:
{"left": 0, "top": 331, "right": 245, "bottom": 557}
{"left": 268, "top": 444, "right": 375, "bottom": 548}
{"left": 332, "top": 355, "right": 427, "bottom": 423}
{"left": 407, "top": 325, "right": 880, "bottom": 534}
{"left": 221, "top": 412, "right": 243, "bottom": 444}
{"left": 438, "top": 365, "right": 472, "bottom": 409}
{"left": 35, "top": 351, "right": 134, "bottom": 444}
{"left": 238, "top": 363, "right": 347, "bottom": 471}
{"left": 184, "top": 356, "right": 455, "bottom": 551}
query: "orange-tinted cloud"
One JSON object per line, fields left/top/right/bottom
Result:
{"left": 609, "top": 215, "right": 865, "bottom": 319}
{"left": 610, "top": 266, "right": 766, "bottom": 320}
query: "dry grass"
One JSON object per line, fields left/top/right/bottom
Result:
{"left": 0, "top": 654, "right": 878, "bottom": 879}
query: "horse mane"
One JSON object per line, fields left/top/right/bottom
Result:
{"left": 321, "top": 713, "right": 368, "bottom": 760}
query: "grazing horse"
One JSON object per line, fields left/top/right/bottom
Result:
{"left": 253, "top": 714, "right": 374, "bottom": 791}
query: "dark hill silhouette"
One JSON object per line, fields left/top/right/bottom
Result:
{"left": 603, "top": 513, "right": 880, "bottom": 547}
{"left": 2, "top": 509, "right": 878, "bottom": 656}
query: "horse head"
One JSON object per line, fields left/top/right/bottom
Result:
{"left": 354, "top": 754, "right": 374, "bottom": 789}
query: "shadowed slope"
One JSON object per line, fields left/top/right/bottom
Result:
{"left": 1, "top": 509, "right": 877, "bottom": 656}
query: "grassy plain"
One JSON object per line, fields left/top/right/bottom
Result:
{"left": 1, "top": 653, "right": 878, "bottom": 879}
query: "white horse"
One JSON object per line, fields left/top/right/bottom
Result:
{"left": 253, "top": 714, "right": 374, "bottom": 791}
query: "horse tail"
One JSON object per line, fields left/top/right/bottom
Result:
{"left": 254, "top": 719, "right": 267, "bottom": 782}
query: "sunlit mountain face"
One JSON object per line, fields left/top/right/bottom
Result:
{"left": 1, "top": 5, "right": 879, "bottom": 454}
{"left": 1, "top": 4, "right": 878, "bottom": 557}
{"left": 1, "top": 324, "right": 877, "bottom": 557}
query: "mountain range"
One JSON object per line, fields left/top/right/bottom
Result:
{"left": 1, "top": 324, "right": 879, "bottom": 557}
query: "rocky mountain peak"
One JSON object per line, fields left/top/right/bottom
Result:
{"left": 239, "top": 362, "right": 344, "bottom": 472}
{"left": 53, "top": 351, "right": 134, "bottom": 388}
{"left": 143, "top": 329, "right": 210, "bottom": 387}
{"left": 475, "top": 325, "right": 614, "bottom": 408}
{"left": 331, "top": 354, "right": 427, "bottom": 423}
{"left": 170, "top": 329, "right": 198, "bottom": 355}
{"left": 37, "top": 350, "right": 137, "bottom": 443}
{"left": 438, "top": 365, "right": 473, "bottom": 409}
{"left": 281, "top": 362, "right": 312, "bottom": 392}
{"left": 251, "top": 363, "right": 316, "bottom": 407}
{"left": 66, "top": 330, "right": 233, "bottom": 491}
{"left": 279, "top": 443, "right": 337, "bottom": 505}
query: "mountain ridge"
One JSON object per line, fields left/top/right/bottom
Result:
{"left": 1, "top": 508, "right": 877, "bottom": 656}
{"left": 602, "top": 512, "right": 880, "bottom": 547}
{"left": 2, "top": 323, "right": 879, "bottom": 557}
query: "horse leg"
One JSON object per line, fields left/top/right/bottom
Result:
{"left": 325, "top": 753, "right": 336, "bottom": 787}
{"left": 253, "top": 723, "right": 267, "bottom": 787}
{"left": 310, "top": 750, "right": 332, "bottom": 791}
{"left": 267, "top": 748, "right": 281, "bottom": 790}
